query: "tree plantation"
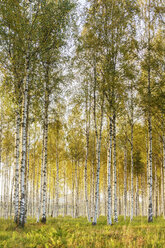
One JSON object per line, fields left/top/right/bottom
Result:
{"left": 0, "top": 0, "right": 165, "bottom": 247}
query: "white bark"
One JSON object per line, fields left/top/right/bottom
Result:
{"left": 124, "top": 146, "right": 127, "bottom": 220}
{"left": 75, "top": 161, "right": 78, "bottom": 218}
{"left": 37, "top": 129, "right": 44, "bottom": 222}
{"left": 71, "top": 159, "right": 74, "bottom": 218}
{"left": 141, "top": 174, "right": 144, "bottom": 216}
{"left": 55, "top": 132, "right": 59, "bottom": 217}
{"left": 130, "top": 91, "right": 134, "bottom": 222}
{"left": 113, "top": 112, "right": 118, "bottom": 222}
{"left": 84, "top": 85, "right": 91, "bottom": 222}
{"left": 41, "top": 64, "right": 49, "bottom": 223}
{"left": 147, "top": 0, "right": 153, "bottom": 223}
{"left": 155, "top": 162, "right": 158, "bottom": 217}
{"left": 19, "top": 62, "right": 30, "bottom": 227}
{"left": 93, "top": 94, "right": 104, "bottom": 224}
{"left": 92, "top": 160, "right": 95, "bottom": 219}
{"left": 14, "top": 110, "right": 20, "bottom": 223}
{"left": 135, "top": 174, "right": 139, "bottom": 216}
{"left": 107, "top": 117, "right": 112, "bottom": 225}
{"left": 25, "top": 131, "right": 30, "bottom": 222}
{"left": 148, "top": 115, "right": 153, "bottom": 222}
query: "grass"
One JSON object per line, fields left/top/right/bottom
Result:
{"left": 0, "top": 216, "right": 165, "bottom": 247}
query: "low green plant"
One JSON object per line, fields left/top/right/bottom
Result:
{"left": 0, "top": 216, "right": 164, "bottom": 247}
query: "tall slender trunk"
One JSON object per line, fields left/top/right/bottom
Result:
{"left": 19, "top": 60, "right": 30, "bottom": 227}
{"left": 75, "top": 161, "right": 78, "bottom": 218}
{"left": 155, "top": 162, "right": 158, "bottom": 217}
{"left": 25, "top": 130, "right": 30, "bottom": 222}
{"left": 146, "top": 132, "right": 149, "bottom": 218}
{"left": 10, "top": 173, "right": 14, "bottom": 218}
{"left": 92, "top": 160, "right": 95, "bottom": 219}
{"left": 84, "top": 83, "right": 91, "bottom": 222}
{"left": 72, "top": 159, "right": 74, "bottom": 218}
{"left": 147, "top": 0, "right": 153, "bottom": 223}
{"left": 14, "top": 109, "right": 21, "bottom": 223}
{"left": 41, "top": 65, "right": 49, "bottom": 223}
{"left": 36, "top": 160, "right": 40, "bottom": 220}
{"left": 89, "top": 162, "right": 92, "bottom": 218}
{"left": 93, "top": 93, "right": 104, "bottom": 225}
{"left": 130, "top": 88, "right": 134, "bottom": 222}
{"left": 113, "top": 111, "right": 118, "bottom": 222}
{"left": 55, "top": 132, "right": 59, "bottom": 217}
{"left": 107, "top": 117, "right": 112, "bottom": 225}
{"left": 63, "top": 166, "right": 66, "bottom": 217}
{"left": 124, "top": 145, "right": 127, "bottom": 220}
{"left": 48, "top": 166, "right": 51, "bottom": 217}
{"left": 135, "top": 174, "right": 139, "bottom": 216}
{"left": 141, "top": 174, "right": 144, "bottom": 216}
{"left": 148, "top": 114, "right": 153, "bottom": 222}
{"left": 37, "top": 129, "right": 44, "bottom": 222}
{"left": 32, "top": 161, "right": 36, "bottom": 218}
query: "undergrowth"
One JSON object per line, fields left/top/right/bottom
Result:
{"left": 0, "top": 216, "right": 164, "bottom": 247}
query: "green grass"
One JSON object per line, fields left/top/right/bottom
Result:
{"left": 0, "top": 216, "right": 165, "bottom": 247}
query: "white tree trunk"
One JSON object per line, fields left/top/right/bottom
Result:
{"left": 14, "top": 110, "right": 20, "bottom": 223}
{"left": 135, "top": 174, "right": 139, "bottom": 216}
{"left": 124, "top": 146, "right": 127, "bottom": 220}
{"left": 113, "top": 112, "right": 118, "bottom": 222}
{"left": 130, "top": 121, "right": 134, "bottom": 221}
{"left": 107, "top": 117, "right": 112, "bottom": 225}
{"left": 92, "top": 160, "right": 95, "bottom": 219}
{"left": 41, "top": 75, "right": 49, "bottom": 223}
{"left": 37, "top": 129, "right": 44, "bottom": 222}
{"left": 147, "top": 0, "right": 153, "bottom": 223}
{"left": 148, "top": 115, "right": 153, "bottom": 222}
{"left": 155, "top": 162, "right": 158, "bottom": 217}
{"left": 141, "top": 174, "right": 144, "bottom": 216}
{"left": 55, "top": 134, "right": 59, "bottom": 217}
{"left": 71, "top": 159, "right": 74, "bottom": 218}
{"left": 19, "top": 63, "right": 29, "bottom": 227}
{"left": 93, "top": 95, "right": 104, "bottom": 224}
{"left": 75, "top": 161, "right": 78, "bottom": 218}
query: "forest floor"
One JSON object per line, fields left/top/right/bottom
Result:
{"left": 0, "top": 216, "right": 165, "bottom": 248}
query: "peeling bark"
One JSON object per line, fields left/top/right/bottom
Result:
{"left": 107, "top": 117, "right": 112, "bottom": 225}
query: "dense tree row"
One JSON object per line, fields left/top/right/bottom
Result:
{"left": 0, "top": 0, "right": 164, "bottom": 227}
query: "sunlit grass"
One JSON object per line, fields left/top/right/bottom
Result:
{"left": 0, "top": 216, "right": 164, "bottom": 247}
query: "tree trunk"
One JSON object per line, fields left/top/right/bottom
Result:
{"left": 141, "top": 174, "right": 144, "bottom": 216}
{"left": 148, "top": 115, "right": 153, "bottom": 222}
{"left": 93, "top": 94, "right": 104, "bottom": 225}
{"left": 75, "top": 161, "right": 78, "bottom": 218}
{"left": 155, "top": 162, "right": 158, "bottom": 218}
{"left": 55, "top": 132, "right": 59, "bottom": 217}
{"left": 130, "top": 121, "right": 134, "bottom": 221}
{"left": 41, "top": 66, "right": 49, "bottom": 223}
{"left": 107, "top": 117, "right": 112, "bottom": 225}
{"left": 72, "top": 159, "right": 74, "bottom": 218}
{"left": 147, "top": 0, "right": 153, "bottom": 223}
{"left": 135, "top": 174, "right": 139, "bottom": 216}
{"left": 14, "top": 110, "right": 21, "bottom": 223}
{"left": 124, "top": 145, "right": 127, "bottom": 220}
{"left": 19, "top": 60, "right": 30, "bottom": 227}
{"left": 113, "top": 111, "right": 118, "bottom": 222}
{"left": 37, "top": 129, "right": 44, "bottom": 222}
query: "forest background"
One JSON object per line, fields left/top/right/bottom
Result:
{"left": 0, "top": 0, "right": 165, "bottom": 247}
